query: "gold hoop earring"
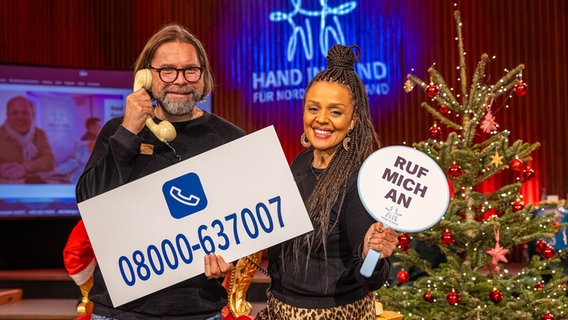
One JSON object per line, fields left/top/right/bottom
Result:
{"left": 343, "top": 132, "right": 352, "bottom": 151}
{"left": 300, "top": 133, "right": 311, "bottom": 148}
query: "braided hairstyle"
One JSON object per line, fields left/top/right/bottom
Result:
{"left": 286, "top": 44, "right": 381, "bottom": 274}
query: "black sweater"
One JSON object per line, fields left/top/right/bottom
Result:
{"left": 76, "top": 112, "right": 245, "bottom": 320}
{"left": 267, "top": 149, "right": 390, "bottom": 308}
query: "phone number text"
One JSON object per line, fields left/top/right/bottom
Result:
{"left": 117, "top": 195, "right": 283, "bottom": 286}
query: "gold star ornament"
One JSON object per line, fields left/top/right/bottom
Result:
{"left": 490, "top": 151, "right": 503, "bottom": 167}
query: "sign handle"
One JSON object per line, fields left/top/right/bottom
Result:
{"left": 360, "top": 249, "right": 381, "bottom": 277}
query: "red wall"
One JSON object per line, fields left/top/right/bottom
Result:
{"left": 1, "top": 0, "right": 567, "bottom": 203}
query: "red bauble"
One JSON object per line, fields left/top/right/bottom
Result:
{"left": 521, "top": 166, "right": 535, "bottom": 181}
{"left": 397, "top": 269, "right": 410, "bottom": 283}
{"left": 541, "top": 246, "right": 556, "bottom": 259}
{"left": 399, "top": 244, "right": 410, "bottom": 253}
{"left": 428, "top": 124, "right": 442, "bottom": 139}
{"left": 448, "top": 163, "right": 462, "bottom": 178}
{"left": 398, "top": 233, "right": 411, "bottom": 247}
{"left": 510, "top": 158, "right": 524, "bottom": 171}
{"left": 514, "top": 80, "right": 528, "bottom": 96}
{"left": 512, "top": 200, "right": 525, "bottom": 212}
{"left": 426, "top": 83, "right": 439, "bottom": 98}
{"left": 541, "top": 312, "right": 555, "bottom": 320}
{"left": 423, "top": 291, "right": 434, "bottom": 303}
{"left": 534, "top": 283, "right": 545, "bottom": 290}
{"left": 489, "top": 289, "right": 503, "bottom": 303}
{"left": 446, "top": 290, "right": 461, "bottom": 306}
{"left": 536, "top": 240, "right": 549, "bottom": 254}
{"left": 441, "top": 230, "right": 455, "bottom": 245}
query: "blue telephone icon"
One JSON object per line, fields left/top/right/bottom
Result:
{"left": 163, "top": 172, "right": 208, "bottom": 219}
{"left": 169, "top": 186, "right": 200, "bottom": 206}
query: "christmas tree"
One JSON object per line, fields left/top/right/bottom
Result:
{"left": 376, "top": 10, "right": 568, "bottom": 320}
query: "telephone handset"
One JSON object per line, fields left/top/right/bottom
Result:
{"left": 169, "top": 186, "right": 200, "bottom": 206}
{"left": 133, "top": 69, "right": 177, "bottom": 142}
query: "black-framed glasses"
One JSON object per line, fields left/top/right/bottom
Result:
{"left": 149, "top": 66, "right": 203, "bottom": 83}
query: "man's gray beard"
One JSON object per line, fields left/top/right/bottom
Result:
{"left": 157, "top": 94, "right": 197, "bottom": 116}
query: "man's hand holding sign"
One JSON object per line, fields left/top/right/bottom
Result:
{"left": 78, "top": 126, "right": 313, "bottom": 306}
{"left": 358, "top": 145, "right": 450, "bottom": 277}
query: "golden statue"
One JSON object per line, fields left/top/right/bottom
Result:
{"left": 76, "top": 275, "right": 94, "bottom": 316}
{"left": 226, "top": 251, "right": 264, "bottom": 317}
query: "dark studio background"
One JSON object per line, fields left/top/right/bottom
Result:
{"left": 0, "top": 0, "right": 566, "bottom": 269}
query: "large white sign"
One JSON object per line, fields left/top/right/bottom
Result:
{"left": 79, "top": 126, "right": 313, "bottom": 307}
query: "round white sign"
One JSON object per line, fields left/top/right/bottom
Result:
{"left": 358, "top": 145, "right": 449, "bottom": 232}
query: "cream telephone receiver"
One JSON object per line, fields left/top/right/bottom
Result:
{"left": 133, "top": 69, "right": 177, "bottom": 142}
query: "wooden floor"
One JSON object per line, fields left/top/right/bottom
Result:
{"left": 0, "top": 269, "right": 71, "bottom": 282}
{"left": 0, "top": 268, "right": 269, "bottom": 320}
{"left": 0, "top": 299, "right": 77, "bottom": 320}
{"left": 0, "top": 299, "right": 267, "bottom": 320}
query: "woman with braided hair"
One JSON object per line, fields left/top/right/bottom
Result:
{"left": 258, "top": 44, "right": 398, "bottom": 319}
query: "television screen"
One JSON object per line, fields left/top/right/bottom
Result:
{"left": 0, "top": 64, "right": 211, "bottom": 219}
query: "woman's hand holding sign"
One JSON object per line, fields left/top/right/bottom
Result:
{"left": 363, "top": 222, "right": 398, "bottom": 259}
{"left": 358, "top": 146, "right": 450, "bottom": 277}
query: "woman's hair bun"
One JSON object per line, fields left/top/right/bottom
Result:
{"left": 326, "top": 44, "right": 360, "bottom": 72}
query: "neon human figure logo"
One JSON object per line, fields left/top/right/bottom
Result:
{"left": 269, "top": 0, "right": 357, "bottom": 62}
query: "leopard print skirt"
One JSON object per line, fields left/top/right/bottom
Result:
{"left": 255, "top": 290, "right": 376, "bottom": 320}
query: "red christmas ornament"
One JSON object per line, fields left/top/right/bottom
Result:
{"left": 510, "top": 158, "right": 524, "bottom": 171}
{"left": 514, "top": 80, "right": 528, "bottom": 96}
{"left": 534, "top": 283, "right": 545, "bottom": 290}
{"left": 521, "top": 166, "right": 535, "bottom": 181}
{"left": 446, "top": 290, "right": 461, "bottom": 306}
{"left": 423, "top": 291, "right": 434, "bottom": 303}
{"left": 536, "top": 240, "right": 549, "bottom": 254}
{"left": 541, "top": 312, "right": 555, "bottom": 320}
{"left": 512, "top": 199, "right": 525, "bottom": 212}
{"left": 428, "top": 123, "right": 442, "bottom": 139}
{"left": 448, "top": 163, "right": 462, "bottom": 178}
{"left": 441, "top": 230, "right": 455, "bottom": 245}
{"left": 489, "top": 289, "right": 503, "bottom": 303}
{"left": 426, "top": 82, "right": 439, "bottom": 98}
{"left": 398, "top": 233, "right": 411, "bottom": 253}
{"left": 397, "top": 269, "right": 410, "bottom": 283}
{"left": 541, "top": 246, "right": 556, "bottom": 259}
{"left": 398, "top": 233, "right": 411, "bottom": 247}
{"left": 438, "top": 104, "right": 449, "bottom": 114}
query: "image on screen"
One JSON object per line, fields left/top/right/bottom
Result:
{"left": 0, "top": 64, "right": 211, "bottom": 219}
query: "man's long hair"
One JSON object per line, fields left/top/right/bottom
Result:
{"left": 133, "top": 23, "right": 213, "bottom": 102}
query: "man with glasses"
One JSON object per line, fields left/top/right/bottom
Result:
{"left": 74, "top": 23, "right": 245, "bottom": 320}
